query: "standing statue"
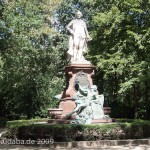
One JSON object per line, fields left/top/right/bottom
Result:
{"left": 66, "top": 10, "right": 92, "bottom": 62}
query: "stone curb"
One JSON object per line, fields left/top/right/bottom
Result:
{"left": 0, "top": 139, "right": 150, "bottom": 149}
{"left": 46, "top": 139, "right": 150, "bottom": 148}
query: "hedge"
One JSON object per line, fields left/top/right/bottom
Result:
{"left": 6, "top": 118, "right": 48, "bottom": 128}
{"left": 5, "top": 119, "right": 150, "bottom": 141}
{"left": 0, "top": 117, "right": 8, "bottom": 128}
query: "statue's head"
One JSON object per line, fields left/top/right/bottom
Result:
{"left": 79, "top": 85, "right": 89, "bottom": 96}
{"left": 91, "top": 85, "right": 97, "bottom": 92}
{"left": 76, "top": 10, "right": 83, "bottom": 18}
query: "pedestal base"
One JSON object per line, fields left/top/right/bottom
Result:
{"left": 47, "top": 119, "right": 71, "bottom": 124}
{"left": 47, "top": 62, "right": 112, "bottom": 124}
{"left": 91, "top": 118, "right": 113, "bottom": 124}
{"left": 58, "top": 98, "right": 76, "bottom": 119}
{"left": 48, "top": 107, "right": 111, "bottom": 120}
{"left": 47, "top": 118, "right": 113, "bottom": 124}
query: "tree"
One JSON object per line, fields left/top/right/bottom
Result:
{"left": 0, "top": 0, "right": 65, "bottom": 119}
{"left": 57, "top": 0, "right": 150, "bottom": 119}
{"left": 89, "top": 0, "right": 150, "bottom": 119}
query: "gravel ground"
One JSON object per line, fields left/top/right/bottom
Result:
{"left": 0, "top": 144, "right": 150, "bottom": 150}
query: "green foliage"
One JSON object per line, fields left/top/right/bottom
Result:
{"left": 6, "top": 118, "right": 48, "bottom": 128}
{"left": 0, "top": 117, "right": 8, "bottom": 127}
{"left": 58, "top": 0, "right": 150, "bottom": 119}
{"left": 5, "top": 119, "right": 150, "bottom": 141}
{"left": 0, "top": 0, "right": 65, "bottom": 119}
{"left": 90, "top": 0, "right": 150, "bottom": 119}
{"left": 0, "top": 0, "right": 150, "bottom": 120}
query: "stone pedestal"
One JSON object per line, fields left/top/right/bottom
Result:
{"left": 58, "top": 62, "right": 95, "bottom": 118}
{"left": 47, "top": 117, "right": 113, "bottom": 124}
{"left": 48, "top": 61, "right": 112, "bottom": 124}
{"left": 62, "top": 63, "right": 95, "bottom": 97}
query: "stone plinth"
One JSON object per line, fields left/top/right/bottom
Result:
{"left": 104, "top": 107, "right": 111, "bottom": 115}
{"left": 48, "top": 108, "right": 63, "bottom": 119}
{"left": 48, "top": 107, "right": 111, "bottom": 120}
{"left": 62, "top": 62, "right": 95, "bottom": 98}
{"left": 91, "top": 118, "right": 112, "bottom": 124}
{"left": 47, "top": 119, "right": 71, "bottom": 124}
{"left": 47, "top": 118, "right": 113, "bottom": 124}
{"left": 58, "top": 62, "right": 96, "bottom": 118}
{"left": 48, "top": 62, "right": 113, "bottom": 124}
{"left": 58, "top": 98, "right": 76, "bottom": 119}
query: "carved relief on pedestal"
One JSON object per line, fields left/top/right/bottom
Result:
{"left": 74, "top": 70, "right": 90, "bottom": 91}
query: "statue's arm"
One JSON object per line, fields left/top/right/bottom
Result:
{"left": 66, "top": 20, "right": 74, "bottom": 35}
{"left": 84, "top": 22, "right": 92, "bottom": 41}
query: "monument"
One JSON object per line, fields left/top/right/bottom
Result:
{"left": 66, "top": 10, "right": 92, "bottom": 62}
{"left": 48, "top": 11, "right": 112, "bottom": 124}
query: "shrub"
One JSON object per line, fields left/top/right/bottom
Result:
{"left": 0, "top": 117, "right": 8, "bottom": 128}
{"left": 5, "top": 119, "right": 150, "bottom": 141}
{"left": 6, "top": 118, "right": 48, "bottom": 128}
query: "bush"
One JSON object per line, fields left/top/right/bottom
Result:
{"left": 6, "top": 118, "right": 48, "bottom": 128}
{"left": 0, "top": 117, "right": 8, "bottom": 128}
{"left": 5, "top": 119, "right": 150, "bottom": 141}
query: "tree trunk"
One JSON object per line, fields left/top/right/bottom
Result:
{"left": 133, "top": 84, "right": 138, "bottom": 119}
{"left": 145, "top": 81, "right": 149, "bottom": 119}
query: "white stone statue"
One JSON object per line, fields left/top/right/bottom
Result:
{"left": 66, "top": 10, "right": 92, "bottom": 62}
